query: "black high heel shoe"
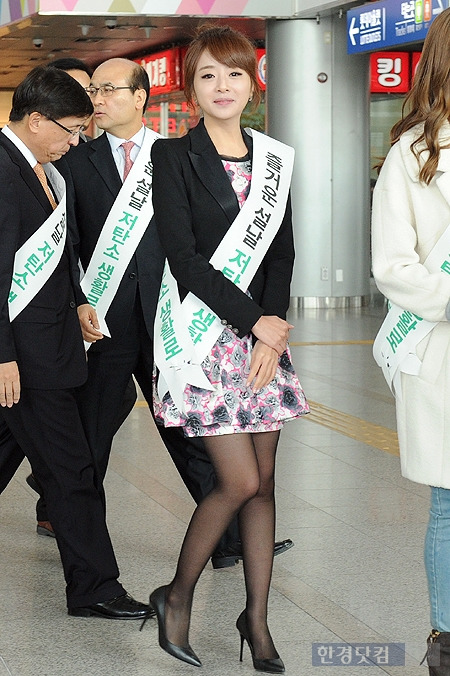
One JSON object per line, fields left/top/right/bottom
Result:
{"left": 236, "top": 610, "right": 285, "bottom": 674}
{"left": 149, "top": 585, "right": 201, "bottom": 668}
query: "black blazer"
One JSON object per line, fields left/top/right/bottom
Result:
{"left": 57, "top": 131, "right": 165, "bottom": 342}
{"left": 151, "top": 119, "right": 295, "bottom": 339}
{"left": 0, "top": 134, "right": 87, "bottom": 389}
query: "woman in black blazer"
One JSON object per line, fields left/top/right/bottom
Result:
{"left": 148, "top": 25, "right": 307, "bottom": 672}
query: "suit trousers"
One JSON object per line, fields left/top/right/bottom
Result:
{"left": 33, "top": 377, "right": 137, "bottom": 522}
{"left": 0, "top": 420, "right": 24, "bottom": 493}
{"left": 76, "top": 297, "right": 240, "bottom": 552}
{"left": 0, "top": 387, "right": 124, "bottom": 608}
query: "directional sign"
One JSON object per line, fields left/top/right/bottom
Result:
{"left": 347, "top": 0, "right": 448, "bottom": 53}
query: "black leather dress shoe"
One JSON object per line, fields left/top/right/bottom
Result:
{"left": 68, "top": 593, "right": 155, "bottom": 620}
{"left": 211, "top": 539, "right": 294, "bottom": 569}
{"left": 37, "top": 521, "right": 56, "bottom": 538}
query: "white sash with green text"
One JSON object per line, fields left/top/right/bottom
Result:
{"left": 81, "top": 127, "right": 161, "bottom": 342}
{"left": 373, "top": 225, "right": 450, "bottom": 397}
{"left": 9, "top": 164, "right": 66, "bottom": 321}
{"left": 154, "top": 129, "right": 295, "bottom": 414}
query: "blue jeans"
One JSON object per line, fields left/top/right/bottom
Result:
{"left": 425, "top": 487, "right": 450, "bottom": 631}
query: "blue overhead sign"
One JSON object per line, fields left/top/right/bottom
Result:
{"left": 347, "top": 0, "right": 448, "bottom": 53}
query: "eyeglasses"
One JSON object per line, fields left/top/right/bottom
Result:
{"left": 85, "top": 85, "right": 134, "bottom": 98}
{"left": 48, "top": 118, "right": 85, "bottom": 138}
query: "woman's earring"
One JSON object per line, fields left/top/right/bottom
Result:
{"left": 248, "top": 95, "right": 253, "bottom": 102}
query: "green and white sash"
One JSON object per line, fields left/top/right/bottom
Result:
{"left": 373, "top": 225, "right": 450, "bottom": 397}
{"left": 81, "top": 127, "right": 161, "bottom": 341}
{"left": 8, "top": 164, "right": 66, "bottom": 321}
{"left": 154, "top": 129, "right": 295, "bottom": 414}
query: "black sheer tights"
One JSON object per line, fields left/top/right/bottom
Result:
{"left": 163, "top": 430, "right": 280, "bottom": 659}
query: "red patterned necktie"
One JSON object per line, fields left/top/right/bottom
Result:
{"left": 33, "top": 163, "right": 57, "bottom": 210}
{"left": 121, "top": 141, "right": 135, "bottom": 181}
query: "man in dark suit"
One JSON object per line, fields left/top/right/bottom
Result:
{"left": 22, "top": 56, "right": 138, "bottom": 537}
{"left": 0, "top": 65, "right": 151, "bottom": 619}
{"left": 58, "top": 57, "right": 292, "bottom": 569}
{"left": 23, "top": 57, "right": 94, "bottom": 536}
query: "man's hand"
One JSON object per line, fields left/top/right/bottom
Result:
{"left": 251, "top": 315, "right": 293, "bottom": 355}
{"left": 0, "top": 361, "right": 20, "bottom": 407}
{"left": 77, "top": 304, "right": 104, "bottom": 343}
{"left": 247, "top": 341, "right": 278, "bottom": 392}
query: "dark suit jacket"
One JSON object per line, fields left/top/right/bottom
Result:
{"left": 151, "top": 119, "right": 295, "bottom": 339}
{"left": 57, "top": 131, "right": 165, "bottom": 343}
{"left": 0, "top": 133, "right": 87, "bottom": 389}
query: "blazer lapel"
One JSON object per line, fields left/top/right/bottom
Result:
{"left": 0, "top": 134, "right": 53, "bottom": 215}
{"left": 187, "top": 120, "right": 240, "bottom": 224}
{"left": 88, "top": 132, "right": 122, "bottom": 197}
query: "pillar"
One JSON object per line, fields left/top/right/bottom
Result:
{"left": 266, "top": 15, "right": 370, "bottom": 307}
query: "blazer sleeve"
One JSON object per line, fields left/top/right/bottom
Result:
{"left": 0, "top": 156, "right": 20, "bottom": 364}
{"left": 259, "top": 193, "right": 295, "bottom": 319}
{"left": 151, "top": 138, "right": 264, "bottom": 338}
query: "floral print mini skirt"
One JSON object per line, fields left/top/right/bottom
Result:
{"left": 153, "top": 328, "right": 309, "bottom": 438}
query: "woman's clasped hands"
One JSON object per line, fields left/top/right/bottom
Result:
{"left": 251, "top": 315, "right": 293, "bottom": 355}
{"left": 247, "top": 315, "right": 294, "bottom": 392}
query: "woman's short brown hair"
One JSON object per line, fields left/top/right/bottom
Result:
{"left": 184, "top": 24, "right": 262, "bottom": 111}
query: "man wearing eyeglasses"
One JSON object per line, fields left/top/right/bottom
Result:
{"left": 58, "top": 57, "right": 202, "bottom": 515}
{"left": 24, "top": 58, "right": 139, "bottom": 537}
{"left": 56, "top": 59, "right": 164, "bottom": 492}
{"left": 57, "top": 57, "right": 293, "bottom": 571}
{"left": 0, "top": 65, "right": 152, "bottom": 620}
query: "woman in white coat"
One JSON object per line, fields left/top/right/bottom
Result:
{"left": 372, "top": 9, "right": 450, "bottom": 675}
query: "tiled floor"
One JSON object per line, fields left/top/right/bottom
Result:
{"left": 0, "top": 294, "right": 433, "bottom": 675}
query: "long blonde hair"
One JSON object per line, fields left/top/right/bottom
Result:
{"left": 390, "top": 7, "right": 450, "bottom": 184}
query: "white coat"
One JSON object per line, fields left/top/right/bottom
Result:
{"left": 372, "top": 122, "right": 450, "bottom": 488}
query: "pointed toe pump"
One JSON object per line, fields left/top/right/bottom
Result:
{"left": 150, "top": 585, "right": 202, "bottom": 668}
{"left": 236, "top": 610, "right": 285, "bottom": 674}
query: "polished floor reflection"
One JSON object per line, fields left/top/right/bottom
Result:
{"left": 0, "top": 295, "right": 431, "bottom": 675}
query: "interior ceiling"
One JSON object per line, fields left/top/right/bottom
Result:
{"left": 0, "top": 14, "right": 267, "bottom": 90}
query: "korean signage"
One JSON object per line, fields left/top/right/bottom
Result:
{"left": 137, "top": 48, "right": 181, "bottom": 96}
{"left": 347, "top": 0, "right": 449, "bottom": 53}
{"left": 370, "top": 51, "right": 421, "bottom": 92}
{"left": 370, "top": 52, "right": 410, "bottom": 92}
{"left": 137, "top": 47, "right": 266, "bottom": 97}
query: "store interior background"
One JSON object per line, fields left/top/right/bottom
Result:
{"left": 0, "top": 12, "right": 421, "bottom": 193}
{"left": 0, "top": 14, "right": 266, "bottom": 125}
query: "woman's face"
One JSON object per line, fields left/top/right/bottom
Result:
{"left": 193, "top": 49, "right": 253, "bottom": 125}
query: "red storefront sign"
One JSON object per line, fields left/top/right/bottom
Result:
{"left": 256, "top": 48, "right": 266, "bottom": 92}
{"left": 370, "top": 52, "right": 410, "bottom": 93}
{"left": 137, "top": 48, "right": 181, "bottom": 96}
